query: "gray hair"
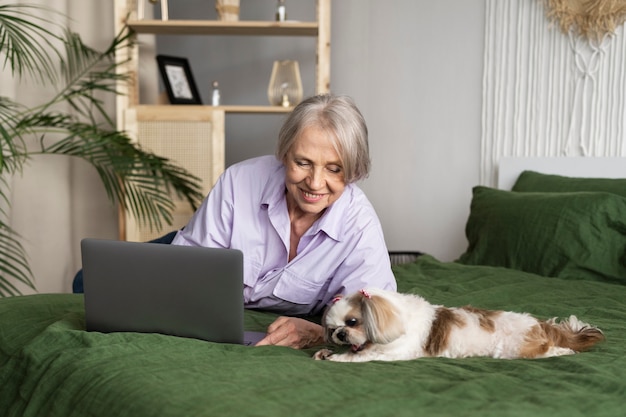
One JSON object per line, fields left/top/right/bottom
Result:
{"left": 276, "top": 94, "right": 370, "bottom": 183}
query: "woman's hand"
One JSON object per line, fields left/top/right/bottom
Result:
{"left": 255, "top": 316, "right": 324, "bottom": 349}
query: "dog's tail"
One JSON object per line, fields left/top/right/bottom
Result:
{"left": 520, "top": 315, "right": 604, "bottom": 358}
{"left": 543, "top": 315, "right": 605, "bottom": 352}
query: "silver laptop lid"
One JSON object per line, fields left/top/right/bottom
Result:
{"left": 81, "top": 238, "right": 246, "bottom": 344}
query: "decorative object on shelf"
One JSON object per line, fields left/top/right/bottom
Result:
{"left": 211, "top": 81, "right": 221, "bottom": 106}
{"left": 137, "top": 0, "right": 168, "bottom": 21}
{"left": 216, "top": 0, "right": 240, "bottom": 21}
{"left": 542, "top": 0, "right": 626, "bottom": 41}
{"left": 267, "top": 60, "right": 303, "bottom": 107}
{"left": 156, "top": 55, "right": 202, "bottom": 105}
{"left": 276, "top": 0, "right": 287, "bottom": 22}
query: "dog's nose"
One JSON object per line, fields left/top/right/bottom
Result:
{"left": 337, "top": 329, "right": 347, "bottom": 342}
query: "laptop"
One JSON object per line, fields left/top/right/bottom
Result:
{"left": 81, "top": 238, "right": 266, "bottom": 346}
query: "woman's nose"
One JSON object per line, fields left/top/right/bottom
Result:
{"left": 307, "top": 168, "right": 325, "bottom": 189}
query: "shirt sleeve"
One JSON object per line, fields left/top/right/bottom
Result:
{"left": 171, "top": 173, "right": 234, "bottom": 248}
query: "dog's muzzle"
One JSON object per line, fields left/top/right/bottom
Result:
{"left": 336, "top": 329, "right": 348, "bottom": 342}
{"left": 328, "top": 327, "right": 349, "bottom": 345}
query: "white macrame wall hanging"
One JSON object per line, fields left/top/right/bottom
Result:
{"left": 481, "top": 0, "right": 626, "bottom": 186}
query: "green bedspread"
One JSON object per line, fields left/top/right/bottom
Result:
{"left": 1, "top": 255, "right": 624, "bottom": 417}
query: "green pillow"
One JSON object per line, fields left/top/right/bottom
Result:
{"left": 512, "top": 170, "right": 626, "bottom": 198}
{"left": 456, "top": 186, "right": 626, "bottom": 284}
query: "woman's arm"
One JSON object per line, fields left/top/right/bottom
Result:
{"left": 255, "top": 316, "right": 325, "bottom": 349}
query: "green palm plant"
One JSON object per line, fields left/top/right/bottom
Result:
{"left": 0, "top": 4, "right": 204, "bottom": 296}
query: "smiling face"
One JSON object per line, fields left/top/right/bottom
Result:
{"left": 283, "top": 125, "right": 346, "bottom": 219}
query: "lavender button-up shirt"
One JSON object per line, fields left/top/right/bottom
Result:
{"left": 172, "top": 155, "right": 396, "bottom": 316}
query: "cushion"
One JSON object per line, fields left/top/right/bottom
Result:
{"left": 456, "top": 186, "right": 626, "bottom": 284}
{"left": 512, "top": 170, "right": 626, "bottom": 198}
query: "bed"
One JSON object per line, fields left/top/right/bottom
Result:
{"left": 1, "top": 157, "right": 626, "bottom": 417}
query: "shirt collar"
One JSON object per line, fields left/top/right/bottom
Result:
{"left": 260, "top": 162, "right": 352, "bottom": 242}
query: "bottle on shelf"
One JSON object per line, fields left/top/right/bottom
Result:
{"left": 211, "top": 81, "right": 221, "bottom": 106}
{"left": 276, "top": 0, "right": 287, "bottom": 22}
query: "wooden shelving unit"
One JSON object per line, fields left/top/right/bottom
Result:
{"left": 113, "top": 0, "right": 331, "bottom": 240}
{"left": 114, "top": 0, "right": 330, "bottom": 114}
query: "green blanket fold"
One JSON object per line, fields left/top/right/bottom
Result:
{"left": 1, "top": 255, "right": 625, "bottom": 417}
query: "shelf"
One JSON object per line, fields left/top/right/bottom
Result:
{"left": 219, "top": 105, "right": 294, "bottom": 114}
{"left": 126, "top": 20, "right": 319, "bottom": 36}
{"left": 135, "top": 104, "right": 294, "bottom": 114}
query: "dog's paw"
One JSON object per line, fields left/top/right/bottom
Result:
{"left": 313, "top": 348, "right": 334, "bottom": 360}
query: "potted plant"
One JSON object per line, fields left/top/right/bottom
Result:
{"left": 0, "top": 4, "right": 204, "bottom": 296}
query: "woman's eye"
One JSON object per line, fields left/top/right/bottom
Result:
{"left": 327, "top": 165, "right": 342, "bottom": 174}
{"left": 295, "top": 160, "right": 310, "bottom": 168}
{"left": 345, "top": 318, "right": 358, "bottom": 327}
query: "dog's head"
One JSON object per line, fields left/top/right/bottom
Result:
{"left": 322, "top": 289, "right": 405, "bottom": 352}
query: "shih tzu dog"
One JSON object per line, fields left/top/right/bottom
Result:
{"left": 313, "top": 288, "right": 604, "bottom": 362}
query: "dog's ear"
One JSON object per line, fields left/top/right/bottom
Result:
{"left": 359, "top": 291, "right": 404, "bottom": 344}
{"left": 320, "top": 303, "right": 333, "bottom": 343}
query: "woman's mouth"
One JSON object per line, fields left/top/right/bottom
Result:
{"left": 302, "top": 190, "right": 325, "bottom": 203}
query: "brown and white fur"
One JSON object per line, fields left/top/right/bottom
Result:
{"left": 313, "top": 288, "right": 604, "bottom": 362}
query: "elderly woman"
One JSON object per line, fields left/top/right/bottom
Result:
{"left": 172, "top": 94, "right": 396, "bottom": 349}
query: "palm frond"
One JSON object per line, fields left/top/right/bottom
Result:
{"left": 0, "top": 4, "right": 64, "bottom": 83}
{"left": 37, "top": 121, "right": 204, "bottom": 231}
{"left": 58, "top": 27, "right": 134, "bottom": 126}
{"left": 0, "top": 174, "right": 34, "bottom": 297}
{"left": 0, "top": 97, "right": 29, "bottom": 173}
{"left": 0, "top": 226, "right": 35, "bottom": 296}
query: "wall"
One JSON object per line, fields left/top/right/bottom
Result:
{"left": 156, "top": 0, "right": 486, "bottom": 261}
{"left": 331, "top": 1, "right": 484, "bottom": 260}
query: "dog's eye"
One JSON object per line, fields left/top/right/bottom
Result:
{"left": 345, "top": 318, "right": 358, "bottom": 327}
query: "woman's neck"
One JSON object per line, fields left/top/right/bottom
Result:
{"left": 286, "top": 192, "right": 324, "bottom": 261}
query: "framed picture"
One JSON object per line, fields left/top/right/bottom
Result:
{"left": 156, "top": 55, "right": 202, "bottom": 105}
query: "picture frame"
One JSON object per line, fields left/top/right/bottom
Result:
{"left": 156, "top": 55, "right": 202, "bottom": 105}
